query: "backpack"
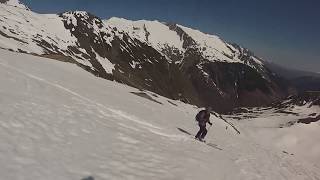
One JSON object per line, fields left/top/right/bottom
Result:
{"left": 195, "top": 110, "right": 205, "bottom": 122}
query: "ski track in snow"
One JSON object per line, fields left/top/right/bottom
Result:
{"left": 0, "top": 50, "right": 319, "bottom": 180}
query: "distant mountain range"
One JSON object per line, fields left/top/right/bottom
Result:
{"left": 265, "top": 62, "right": 320, "bottom": 93}
{"left": 264, "top": 61, "right": 320, "bottom": 79}
{"left": 0, "top": 0, "right": 311, "bottom": 112}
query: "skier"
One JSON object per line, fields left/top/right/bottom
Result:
{"left": 195, "top": 107, "right": 213, "bottom": 142}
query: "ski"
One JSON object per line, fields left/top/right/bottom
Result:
{"left": 177, "top": 127, "right": 223, "bottom": 150}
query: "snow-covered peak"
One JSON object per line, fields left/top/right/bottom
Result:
{"left": 107, "top": 17, "right": 135, "bottom": 30}
{"left": 106, "top": 17, "right": 184, "bottom": 54}
{"left": 61, "top": 11, "right": 115, "bottom": 47}
{"left": 62, "top": 11, "right": 91, "bottom": 19}
{"left": 0, "top": 0, "right": 29, "bottom": 10}
{"left": 177, "top": 24, "right": 237, "bottom": 61}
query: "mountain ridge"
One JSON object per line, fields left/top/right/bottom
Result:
{"left": 0, "top": 1, "right": 292, "bottom": 112}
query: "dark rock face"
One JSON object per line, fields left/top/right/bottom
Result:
{"left": 60, "top": 11, "right": 114, "bottom": 79}
{"left": 175, "top": 60, "right": 288, "bottom": 112}
{"left": 298, "top": 115, "right": 320, "bottom": 124}
{"left": 162, "top": 24, "right": 290, "bottom": 112}
{"left": 59, "top": 12, "right": 186, "bottom": 99}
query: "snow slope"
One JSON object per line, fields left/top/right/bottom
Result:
{"left": 0, "top": 49, "right": 319, "bottom": 179}
{"left": 227, "top": 104, "right": 320, "bottom": 168}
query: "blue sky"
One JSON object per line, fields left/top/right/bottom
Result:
{"left": 21, "top": 0, "right": 320, "bottom": 73}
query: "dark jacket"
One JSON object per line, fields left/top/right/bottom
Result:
{"left": 197, "top": 110, "right": 211, "bottom": 126}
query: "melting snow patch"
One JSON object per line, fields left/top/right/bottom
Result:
{"left": 130, "top": 60, "right": 140, "bottom": 69}
{"left": 93, "top": 50, "right": 114, "bottom": 74}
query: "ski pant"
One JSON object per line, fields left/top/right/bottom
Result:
{"left": 195, "top": 124, "right": 207, "bottom": 139}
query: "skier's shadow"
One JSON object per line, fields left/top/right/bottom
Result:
{"left": 177, "top": 127, "right": 193, "bottom": 136}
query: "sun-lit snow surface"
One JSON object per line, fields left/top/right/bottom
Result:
{"left": 227, "top": 104, "right": 320, "bottom": 168}
{"left": 1, "top": 49, "right": 320, "bottom": 180}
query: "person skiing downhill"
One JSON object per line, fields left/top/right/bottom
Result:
{"left": 195, "top": 107, "right": 213, "bottom": 142}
